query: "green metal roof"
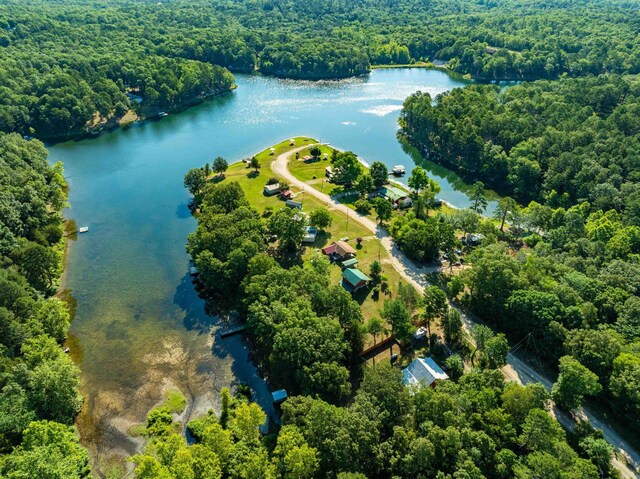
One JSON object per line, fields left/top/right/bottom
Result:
{"left": 342, "top": 267, "right": 371, "bottom": 285}
{"left": 381, "top": 186, "right": 407, "bottom": 202}
{"left": 341, "top": 258, "right": 359, "bottom": 268}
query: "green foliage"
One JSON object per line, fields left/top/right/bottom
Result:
{"left": 381, "top": 299, "right": 412, "bottom": 342}
{"left": 187, "top": 181, "right": 264, "bottom": 304}
{"left": 401, "top": 75, "right": 640, "bottom": 221}
{"left": 355, "top": 174, "right": 374, "bottom": 198}
{"left": 407, "top": 166, "right": 428, "bottom": 193}
{"left": 184, "top": 167, "right": 207, "bottom": 196}
{"left": 369, "top": 161, "right": 388, "bottom": 188}
{"left": 213, "top": 157, "right": 229, "bottom": 175}
{"left": 249, "top": 156, "right": 261, "bottom": 172}
{"left": 444, "top": 354, "right": 464, "bottom": 381}
{"left": 354, "top": 199, "right": 371, "bottom": 215}
{"left": 552, "top": 356, "right": 603, "bottom": 411}
{"left": 0, "top": 133, "right": 84, "bottom": 470}
{"left": 0, "top": 421, "right": 90, "bottom": 479}
{"left": 469, "top": 181, "right": 488, "bottom": 214}
{"left": 308, "top": 208, "right": 332, "bottom": 230}
{"left": 268, "top": 207, "right": 307, "bottom": 253}
{"left": 331, "top": 151, "right": 362, "bottom": 187}
{"left": 390, "top": 211, "right": 455, "bottom": 262}
{"left": 442, "top": 308, "right": 463, "bottom": 346}
{"left": 373, "top": 197, "right": 392, "bottom": 224}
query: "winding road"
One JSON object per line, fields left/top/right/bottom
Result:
{"left": 273, "top": 145, "right": 640, "bottom": 478}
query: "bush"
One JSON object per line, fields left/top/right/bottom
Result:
{"left": 267, "top": 177, "right": 279, "bottom": 185}
{"left": 523, "top": 233, "right": 543, "bottom": 247}
{"left": 354, "top": 199, "right": 371, "bottom": 214}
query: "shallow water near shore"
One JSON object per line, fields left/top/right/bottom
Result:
{"left": 49, "top": 68, "right": 481, "bottom": 475}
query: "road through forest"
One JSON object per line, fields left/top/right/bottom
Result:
{"left": 272, "top": 145, "right": 639, "bottom": 479}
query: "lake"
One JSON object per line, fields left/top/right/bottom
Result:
{"left": 49, "top": 68, "right": 475, "bottom": 475}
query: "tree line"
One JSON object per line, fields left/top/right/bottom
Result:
{"left": 400, "top": 74, "right": 640, "bottom": 220}
{"left": 129, "top": 365, "right": 615, "bottom": 479}
{"left": 2, "top": 0, "right": 640, "bottom": 138}
{"left": 0, "top": 133, "right": 89, "bottom": 477}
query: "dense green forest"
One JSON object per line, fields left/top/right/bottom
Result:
{"left": 181, "top": 176, "right": 622, "bottom": 479}
{"left": 1, "top": 0, "right": 639, "bottom": 138}
{"left": 400, "top": 75, "right": 640, "bottom": 215}
{"left": 0, "top": 134, "right": 89, "bottom": 477}
{"left": 130, "top": 367, "right": 614, "bottom": 479}
{"left": 397, "top": 74, "right": 640, "bottom": 431}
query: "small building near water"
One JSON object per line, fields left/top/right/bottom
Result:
{"left": 263, "top": 183, "right": 281, "bottom": 196}
{"left": 380, "top": 186, "right": 408, "bottom": 202}
{"left": 272, "top": 389, "right": 288, "bottom": 405}
{"left": 403, "top": 357, "right": 448, "bottom": 390}
{"left": 342, "top": 267, "right": 371, "bottom": 292}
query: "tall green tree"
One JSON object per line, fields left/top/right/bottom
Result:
{"left": 552, "top": 356, "right": 602, "bottom": 411}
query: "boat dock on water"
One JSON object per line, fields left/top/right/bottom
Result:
{"left": 392, "top": 165, "right": 406, "bottom": 176}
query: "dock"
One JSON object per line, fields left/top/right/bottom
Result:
{"left": 219, "top": 325, "right": 248, "bottom": 338}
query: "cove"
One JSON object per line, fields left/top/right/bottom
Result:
{"left": 49, "top": 68, "right": 474, "bottom": 474}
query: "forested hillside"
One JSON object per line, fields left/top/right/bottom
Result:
{"left": 399, "top": 74, "right": 640, "bottom": 432}
{"left": 1, "top": 0, "right": 639, "bottom": 138}
{"left": 0, "top": 134, "right": 89, "bottom": 477}
{"left": 400, "top": 75, "right": 640, "bottom": 216}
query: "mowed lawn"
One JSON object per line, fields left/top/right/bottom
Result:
{"left": 210, "top": 137, "right": 409, "bottom": 339}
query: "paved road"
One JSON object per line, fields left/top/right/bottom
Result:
{"left": 273, "top": 146, "right": 639, "bottom": 478}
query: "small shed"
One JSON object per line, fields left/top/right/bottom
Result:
{"left": 272, "top": 389, "right": 288, "bottom": 405}
{"left": 303, "top": 226, "right": 317, "bottom": 243}
{"left": 285, "top": 200, "right": 302, "bottom": 209}
{"left": 263, "top": 183, "right": 280, "bottom": 196}
{"left": 341, "top": 257, "right": 359, "bottom": 269}
{"left": 342, "top": 268, "right": 371, "bottom": 292}
{"left": 280, "top": 190, "right": 292, "bottom": 200}
{"left": 302, "top": 155, "right": 313, "bottom": 162}
{"left": 325, "top": 166, "right": 333, "bottom": 178}
{"left": 397, "top": 197, "right": 413, "bottom": 209}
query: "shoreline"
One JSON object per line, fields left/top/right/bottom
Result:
{"left": 38, "top": 66, "right": 470, "bottom": 145}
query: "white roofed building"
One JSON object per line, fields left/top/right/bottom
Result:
{"left": 402, "top": 357, "right": 449, "bottom": 390}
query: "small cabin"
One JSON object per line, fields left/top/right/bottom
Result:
{"left": 342, "top": 267, "right": 371, "bottom": 292}
{"left": 263, "top": 183, "right": 281, "bottom": 196}
{"left": 322, "top": 241, "right": 356, "bottom": 261}
{"left": 341, "top": 257, "right": 359, "bottom": 269}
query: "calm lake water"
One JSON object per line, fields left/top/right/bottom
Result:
{"left": 49, "top": 68, "right": 477, "bottom": 475}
